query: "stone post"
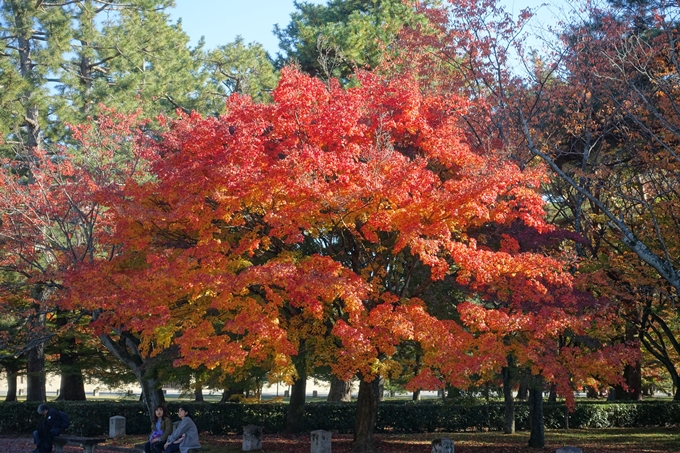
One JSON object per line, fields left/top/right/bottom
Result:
{"left": 242, "top": 425, "right": 263, "bottom": 451}
{"left": 109, "top": 415, "right": 126, "bottom": 438}
{"left": 431, "top": 438, "right": 454, "bottom": 453}
{"left": 310, "top": 429, "right": 331, "bottom": 453}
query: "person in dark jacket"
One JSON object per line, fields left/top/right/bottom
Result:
{"left": 32, "top": 404, "right": 64, "bottom": 453}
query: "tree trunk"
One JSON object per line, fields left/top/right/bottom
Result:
{"left": 585, "top": 386, "right": 599, "bottom": 398}
{"left": 26, "top": 344, "right": 46, "bottom": 402}
{"left": 548, "top": 383, "right": 557, "bottom": 403}
{"left": 502, "top": 366, "right": 515, "bottom": 434}
{"left": 57, "top": 362, "right": 86, "bottom": 401}
{"left": 26, "top": 281, "right": 54, "bottom": 403}
{"left": 97, "top": 330, "right": 165, "bottom": 420}
{"left": 220, "top": 384, "right": 245, "bottom": 402}
{"left": 353, "top": 378, "right": 379, "bottom": 453}
{"left": 254, "top": 376, "right": 262, "bottom": 401}
{"left": 527, "top": 377, "right": 545, "bottom": 448}
{"left": 377, "top": 375, "right": 385, "bottom": 402}
{"left": 194, "top": 383, "right": 204, "bottom": 402}
{"left": 56, "top": 312, "right": 86, "bottom": 401}
{"left": 138, "top": 372, "right": 165, "bottom": 417}
{"left": 3, "top": 362, "right": 19, "bottom": 402}
{"left": 412, "top": 354, "right": 422, "bottom": 401}
{"left": 446, "top": 386, "right": 462, "bottom": 399}
{"left": 516, "top": 381, "right": 528, "bottom": 400}
{"left": 613, "top": 363, "right": 642, "bottom": 401}
{"left": 613, "top": 323, "right": 642, "bottom": 401}
{"left": 26, "top": 299, "right": 47, "bottom": 402}
{"left": 11, "top": 1, "right": 42, "bottom": 153}
{"left": 285, "top": 369, "right": 307, "bottom": 433}
{"left": 327, "top": 376, "right": 352, "bottom": 402}
{"left": 286, "top": 341, "right": 307, "bottom": 434}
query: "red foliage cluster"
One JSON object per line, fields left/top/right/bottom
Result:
{"left": 47, "top": 67, "right": 633, "bottom": 398}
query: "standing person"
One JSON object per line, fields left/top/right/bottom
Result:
{"left": 32, "top": 404, "right": 64, "bottom": 453}
{"left": 163, "top": 406, "right": 200, "bottom": 453}
{"left": 144, "top": 405, "right": 173, "bottom": 453}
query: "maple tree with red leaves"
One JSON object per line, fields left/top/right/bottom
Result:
{"left": 0, "top": 108, "right": 171, "bottom": 408}
{"left": 56, "top": 65, "right": 634, "bottom": 452}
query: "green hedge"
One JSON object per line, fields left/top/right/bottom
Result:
{"left": 1, "top": 400, "right": 678, "bottom": 436}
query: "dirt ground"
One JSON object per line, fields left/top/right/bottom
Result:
{"left": 0, "top": 436, "right": 130, "bottom": 452}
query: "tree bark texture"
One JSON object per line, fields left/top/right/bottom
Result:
{"left": 26, "top": 344, "right": 46, "bottom": 402}
{"left": 194, "top": 384, "right": 204, "bottom": 402}
{"left": 516, "top": 380, "right": 528, "bottom": 400}
{"left": 502, "top": 366, "right": 515, "bottom": 434}
{"left": 10, "top": 1, "right": 42, "bottom": 152}
{"left": 97, "top": 330, "right": 165, "bottom": 420}
{"left": 57, "top": 312, "right": 86, "bottom": 401}
{"left": 285, "top": 372, "right": 307, "bottom": 433}
{"left": 528, "top": 377, "right": 545, "bottom": 448}
{"left": 285, "top": 346, "right": 307, "bottom": 433}
{"left": 353, "top": 378, "right": 379, "bottom": 453}
{"left": 57, "top": 357, "right": 86, "bottom": 401}
{"left": 327, "top": 376, "right": 352, "bottom": 402}
{"left": 3, "top": 362, "right": 19, "bottom": 402}
{"left": 26, "top": 299, "right": 46, "bottom": 402}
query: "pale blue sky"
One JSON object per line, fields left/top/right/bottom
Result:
{"left": 168, "top": 0, "right": 325, "bottom": 56}
{"left": 168, "top": 0, "right": 556, "bottom": 57}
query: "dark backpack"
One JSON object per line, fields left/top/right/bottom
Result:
{"left": 59, "top": 411, "right": 70, "bottom": 431}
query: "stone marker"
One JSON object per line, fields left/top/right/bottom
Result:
{"left": 311, "top": 429, "right": 331, "bottom": 453}
{"left": 556, "top": 447, "right": 582, "bottom": 453}
{"left": 109, "top": 415, "right": 126, "bottom": 438}
{"left": 313, "top": 390, "right": 318, "bottom": 398}
{"left": 431, "top": 438, "right": 454, "bottom": 453}
{"left": 242, "top": 425, "right": 263, "bottom": 451}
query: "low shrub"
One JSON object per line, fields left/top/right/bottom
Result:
{"left": 1, "top": 399, "right": 678, "bottom": 436}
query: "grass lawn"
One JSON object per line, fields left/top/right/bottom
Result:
{"left": 105, "top": 427, "right": 680, "bottom": 452}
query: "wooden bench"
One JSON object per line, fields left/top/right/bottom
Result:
{"left": 133, "top": 423, "right": 204, "bottom": 452}
{"left": 53, "top": 435, "right": 106, "bottom": 453}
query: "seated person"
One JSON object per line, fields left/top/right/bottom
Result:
{"left": 33, "top": 404, "right": 64, "bottom": 453}
{"left": 145, "top": 404, "right": 173, "bottom": 453}
{"left": 164, "top": 406, "right": 200, "bottom": 453}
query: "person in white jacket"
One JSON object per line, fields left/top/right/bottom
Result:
{"left": 164, "top": 406, "right": 201, "bottom": 453}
